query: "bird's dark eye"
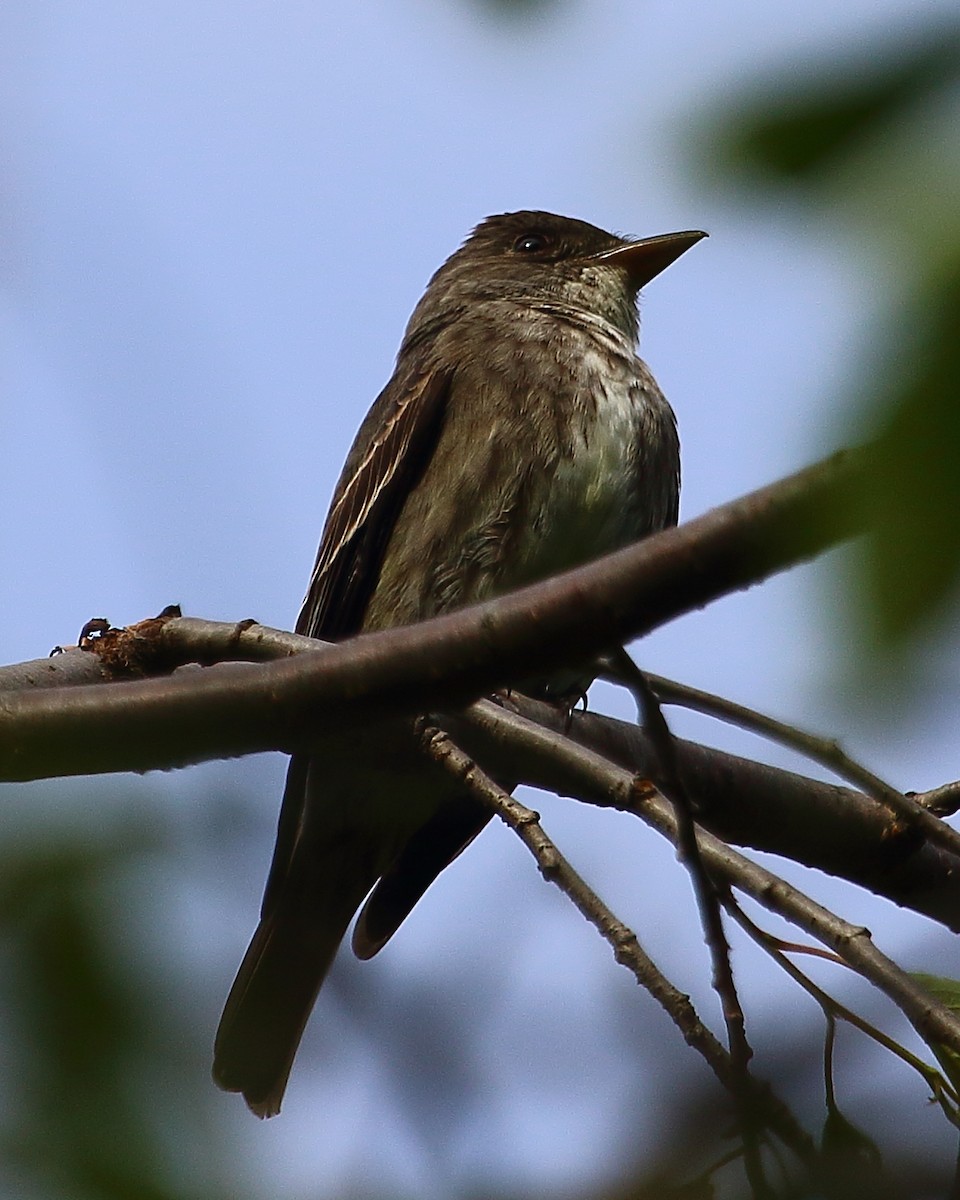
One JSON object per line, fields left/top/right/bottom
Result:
{"left": 513, "top": 233, "right": 549, "bottom": 254}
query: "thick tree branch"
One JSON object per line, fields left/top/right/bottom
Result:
{"left": 0, "top": 450, "right": 863, "bottom": 780}
{"left": 5, "top": 612, "right": 960, "bottom": 931}
{"left": 453, "top": 699, "right": 960, "bottom": 932}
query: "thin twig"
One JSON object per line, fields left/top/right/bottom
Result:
{"left": 612, "top": 655, "right": 749, "bottom": 1060}
{"left": 823, "top": 1009, "right": 838, "bottom": 1114}
{"left": 726, "top": 900, "right": 960, "bottom": 1124}
{"left": 418, "top": 723, "right": 818, "bottom": 1167}
{"left": 609, "top": 651, "right": 767, "bottom": 1197}
{"left": 643, "top": 672, "right": 960, "bottom": 865}
{"left": 456, "top": 698, "right": 960, "bottom": 1058}
{"left": 916, "top": 780, "right": 960, "bottom": 818}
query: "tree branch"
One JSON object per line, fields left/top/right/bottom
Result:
{"left": 5, "top": 611, "right": 960, "bottom": 931}
{"left": 453, "top": 699, "right": 960, "bottom": 1059}
{"left": 454, "top": 698, "right": 960, "bottom": 932}
{"left": 646, "top": 672, "right": 960, "bottom": 865}
{"left": 420, "top": 725, "right": 817, "bottom": 1167}
{"left": 0, "top": 450, "right": 864, "bottom": 780}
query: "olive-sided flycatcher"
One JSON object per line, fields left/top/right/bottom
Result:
{"left": 214, "top": 210, "right": 705, "bottom": 1115}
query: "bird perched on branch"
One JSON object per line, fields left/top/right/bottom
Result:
{"left": 214, "top": 210, "right": 705, "bottom": 1116}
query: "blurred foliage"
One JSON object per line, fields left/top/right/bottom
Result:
{"left": 727, "top": 32, "right": 960, "bottom": 179}
{"left": 701, "top": 21, "right": 960, "bottom": 648}
{"left": 554, "top": 1086, "right": 946, "bottom": 1200}
{"left": 0, "top": 799, "right": 243, "bottom": 1200}
{"left": 468, "top": 0, "right": 564, "bottom": 17}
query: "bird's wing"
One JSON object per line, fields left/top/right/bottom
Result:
{"left": 296, "top": 355, "right": 454, "bottom": 641}
{"left": 260, "top": 355, "right": 453, "bottom": 920}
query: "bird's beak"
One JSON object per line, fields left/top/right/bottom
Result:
{"left": 594, "top": 230, "right": 707, "bottom": 288}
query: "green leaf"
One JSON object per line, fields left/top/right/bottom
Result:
{"left": 909, "top": 972, "right": 960, "bottom": 1094}
{"left": 910, "top": 972, "right": 960, "bottom": 1011}
{"left": 912, "top": 969, "right": 960, "bottom": 1008}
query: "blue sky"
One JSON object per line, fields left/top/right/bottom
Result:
{"left": 2, "top": 2, "right": 959, "bottom": 1195}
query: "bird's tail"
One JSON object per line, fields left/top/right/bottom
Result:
{"left": 213, "top": 866, "right": 372, "bottom": 1118}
